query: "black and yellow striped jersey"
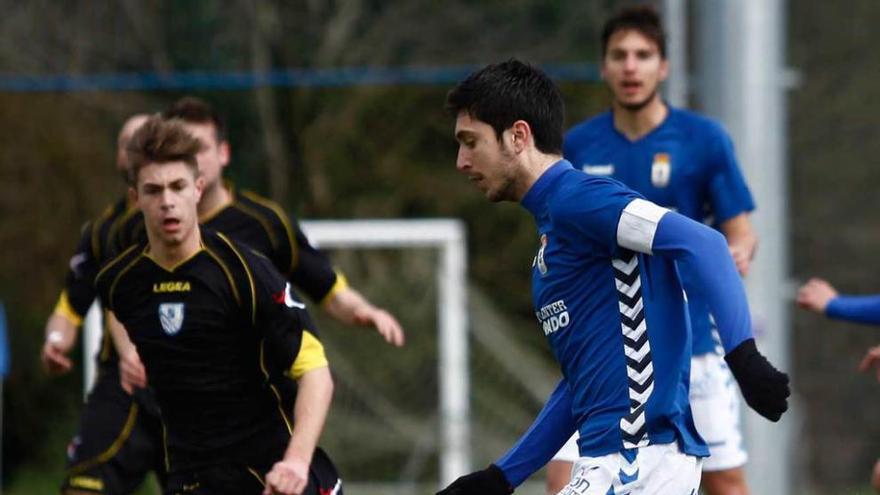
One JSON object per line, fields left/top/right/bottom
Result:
{"left": 112, "top": 185, "right": 344, "bottom": 305}
{"left": 96, "top": 229, "right": 328, "bottom": 473}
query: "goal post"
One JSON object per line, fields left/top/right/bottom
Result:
{"left": 301, "top": 219, "right": 470, "bottom": 485}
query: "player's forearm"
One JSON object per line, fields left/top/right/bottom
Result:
{"left": 106, "top": 310, "right": 136, "bottom": 356}
{"left": 495, "top": 378, "right": 577, "bottom": 487}
{"left": 652, "top": 212, "right": 752, "bottom": 352}
{"left": 322, "top": 286, "right": 369, "bottom": 325}
{"left": 720, "top": 214, "right": 757, "bottom": 256}
{"left": 827, "top": 295, "right": 880, "bottom": 325}
{"left": 45, "top": 312, "right": 79, "bottom": 343}
{"left": 285, "top": 366, "right": 334, "bottom": 464}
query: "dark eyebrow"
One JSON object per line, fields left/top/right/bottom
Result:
{"left": 455, "top": 129, "right": 474, "bottom": 142}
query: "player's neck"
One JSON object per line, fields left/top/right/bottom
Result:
{"left": 612, "top": 96, "right": 668, "bottom": 141}
{"left": 198, "top": 180, "right": 232, "bottom": 219}
{"left": 148, "top": 226, "right": 203, "bottom": 271}
{"left": 517, "top": 151, "right": 564, "bottom": 201}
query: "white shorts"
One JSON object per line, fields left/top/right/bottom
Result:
{"left": 555, "top": 442, "right": 702, "bottom": 495}
{"left": 551, "top": 353, "right": 747, "bottom": 471}
{"left": 689, "top": 351, "right": 748, "bottom": 471}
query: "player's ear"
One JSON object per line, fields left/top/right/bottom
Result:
{"left": 658, "top": 57, "right": 669, "bottom": 83}
{"left": 510, "top": 120, "right": 531, "bottom": 153}
{"left": 194, "top": 176, "right": 205, "bottom": 202}
{"left": 218, "top": 140, "right": 231, "bottom": 169}
{"left": 127, "top": 185, "right": 138, "bottom": 206}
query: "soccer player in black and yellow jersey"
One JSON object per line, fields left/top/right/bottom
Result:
{"left": 97, "top": 116, "right": 338, "bottom": 495}
{"left": 111, "top": 97, "right": 404, "bottom": 393}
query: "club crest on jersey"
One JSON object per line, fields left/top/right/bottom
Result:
{"left": 158, "top": 303, "right": 185, "bottom": 335}
{"left": 273, "top": 282, "right": 306, "bottom": 309}
{"left": 651, "top": 153, "right": 671, "bottom": 188}
{"left": 536, "top": 234, "right": 549, "bottom": 275}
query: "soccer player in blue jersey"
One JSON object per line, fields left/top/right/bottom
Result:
{"left": 551, "top": 7, "right": 759, "bottom": 495}
{"left": 438, "top": 59, "right": 789, "bottom": 495}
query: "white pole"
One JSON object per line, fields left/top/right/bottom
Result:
{"left": 439, "top": 225, "right": 469, "bottom": 484}
{"left": 662, "top": 0, "right": 688, "bottom": 107}
{"left": 697, "top": 1, "right": 792, "bottom": 493}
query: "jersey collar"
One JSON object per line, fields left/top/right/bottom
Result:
{"left": 521, "top": 159, "right": 573, "bottom": 217}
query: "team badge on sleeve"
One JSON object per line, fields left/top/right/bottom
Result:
{"left": 158, "top": 303, "right": 185, "bottom": 335}
{"left": 273, "top": 282, "right": 306, "bottom": 309}
{"left": 651, "top": 153, "right": 671, "bottom": 188}
{"left": 536, "top": 234, "right": 549, "bottom": 275}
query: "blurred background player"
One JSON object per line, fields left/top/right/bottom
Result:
{"left": 39, "top": 113, "right": 169, "bottom": 495}
{"left": 550, "top": 7, "right": 758, "bottom": 495}
{"left": 438, "top": 59, "right": 787, "bottom": 495}
{"left": 97, "top": 116, "right": 338, "bottom": 495}
{"left": 797, "top": 277, "right": 880, "bottom": 493}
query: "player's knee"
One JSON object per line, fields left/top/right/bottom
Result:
{"left": 701, "top": 468, "right": 749, "bottom": 495}
{"left": 870, "top": 459, "right": 880, "bottom": 493}
{"left": 546, "top": 460, "right": 573, "bottom": 495}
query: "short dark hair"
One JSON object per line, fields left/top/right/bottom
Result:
{"left": 163, "top": 96, "right": 227, "bottom": 143}
{"left": 127, "top": 115, "right": 203, "bottom": 184}
{"left": 446, "top": 58, "right": 564, "bottom": 155}
{"left": 601, "top": 5, "right": 666, "bottom": 59}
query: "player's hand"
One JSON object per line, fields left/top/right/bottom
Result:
{"left": 725, "top": 338, "right": 790, "bottom": 421}
{"left": 41, "top": 330, "right": 74, "bottom": 375}
{"left": 436, "top": 464, "right": 513, "bottom": 495}
{"left": 729, "top": 245, "right": 752, "bottom": 277}
{"left": 354, "top": 306, "right": 405, "bottom": 347}
{"left": 796, "top": 278, "right": 838, "bottom": 314}
{"left": 858, "top": 345, "right": 880, "bottom": 382}
{"left": 119, "top": 347, "right": 147, "bottom": 394}
{"left": 263, "top": 457, "right": 310, "bottom": 495}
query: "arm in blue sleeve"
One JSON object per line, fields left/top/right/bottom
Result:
{"left": 495, "top": 378, "right": 577, "bottom": 487}
{"left": 651, "top": 211, "right": 752, "bottom": 353}
{"left": 827, "top": 295, "right": 880, "bottom": 325}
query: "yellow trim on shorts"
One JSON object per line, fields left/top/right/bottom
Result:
{"left": 68, "top": 475, "right": 104, "bottom": 491}
{"left": 53, "top": 290, "right": 83, "bottom": 327}
{"left": 67, "top": 403, "right": 140, "bottom": 476}
{"left": 319, "top": 272, "right": 349, "bottom": 307}
{"left": 289, "top": 330, "right": 329, "bottom": 379}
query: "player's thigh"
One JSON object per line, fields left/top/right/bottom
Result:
{"left": 689, "top": 353, "right": 748, "bottom": 471}
{"left": 63, "top": 376, "right": 161, "bottom": 494}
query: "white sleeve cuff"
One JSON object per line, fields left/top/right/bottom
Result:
{"left": 616, "top": 199, "right": 670, "bottom": 254}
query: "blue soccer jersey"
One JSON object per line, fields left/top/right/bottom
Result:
{"left": 522, "top": 161, "right": 707, "bottom": 458}
{"left": 563, "top": 108, "right": 755, "bottom": 355}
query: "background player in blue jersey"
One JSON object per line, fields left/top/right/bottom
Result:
{"left": 797, "top": 277, "right": 880, "bottom": 494}
{"left": 551, "top": 7, "right": 758, "bottom": 495}
{"left": 438, "top": 59, "right": 788, "bottom": 495}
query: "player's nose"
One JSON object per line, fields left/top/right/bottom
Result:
{"left": 455, "top": 148, "right": 470, "bottom": 172}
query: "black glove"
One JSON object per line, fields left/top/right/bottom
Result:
{"left": 436, "top": 464, "right": 513, "bottom": 495}
{"left": 724, "top": 338, "right": 790, "bottom": 422}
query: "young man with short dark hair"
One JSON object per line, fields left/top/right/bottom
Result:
{"left": 437, "top": 59, "right": 788, "bottom": 495}
{"left": 550, "top": 6, "right": 760, "bottom": 494}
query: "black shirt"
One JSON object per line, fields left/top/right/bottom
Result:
{"left": 96, "top": 229, "right": 327, "bottom": 472}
